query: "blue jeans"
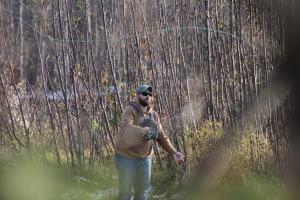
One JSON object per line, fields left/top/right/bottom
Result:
{"left": 115, "top": 154, "right": 152, "bottom": 200}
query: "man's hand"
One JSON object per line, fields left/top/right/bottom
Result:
{"left": 173, "top": 152, "right": 185, "bottom": 163}
{"left": 143, "top": 127, "right": 157, "bottom": 141}
{"left": 142, "top": 127, "right": 150, "bottom": 134}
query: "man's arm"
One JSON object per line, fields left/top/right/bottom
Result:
{"left": 120, "top": 107, "right": 148, "bottom": 137}
{"left": 152, "top": 111, "right": 185, "bottom": 162}
{"left": 151, "top": 111, "right": 177, "bottom": 154}
{"left": 156, "top": 127, "right": 177, "bottom": 155}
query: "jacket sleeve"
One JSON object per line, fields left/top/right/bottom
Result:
{"left": 153, "top": 112, "right": 177, "bottom": 155}
{"left": 119, "top": 107, "right": 146, "bottom": 137}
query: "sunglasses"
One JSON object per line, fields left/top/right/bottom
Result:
{"left": 141, "top": 92, "right": 152, "bottom": 96}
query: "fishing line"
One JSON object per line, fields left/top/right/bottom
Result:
{"left": 3, "top": 8, "right": 276, "bottom": 71}
{"left": 1, "top": 5, "right": 279, "bottom": 195}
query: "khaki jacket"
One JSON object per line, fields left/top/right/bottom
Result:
{"left": 114, "top": 101, "right": 177, "bottom": 159}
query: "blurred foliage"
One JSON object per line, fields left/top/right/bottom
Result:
{"left": 185, "top": 120, "right": 223, "bottom": 173}
{"left": 178, "top": 120, "right": 287, "bottom": 200}
{"left": 91, "top": 119, "right": 99, "bottom": 131}
{"left": 186, "top": 177, "right": 287, "bottom": 200}
{"left": 229, "top": 132, "right": 276, "bottom": 180}
{"left": 184, "top": 121, "right": 277, "bottom": 181}
{"left": 0, "top": 120, "right": 289, "bottom": 200}
{"left": 0, "top": 154, "right": 118, "bottom": 200}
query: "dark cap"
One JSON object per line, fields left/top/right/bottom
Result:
{"left": 135, "top": 84, "right": 152, "bottom": 94}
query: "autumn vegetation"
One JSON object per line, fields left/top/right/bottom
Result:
{"left": 0, "top": 0, "right": 298, "bottom": 199}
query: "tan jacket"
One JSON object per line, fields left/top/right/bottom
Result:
{"left": 114, "top": 101, "right": 177, "bottom": 159}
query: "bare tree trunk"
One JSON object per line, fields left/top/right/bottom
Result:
{"left": 35, "top": 3, "right": 62, "bottom": 165}
{"left": 19, "top": 0, "right": 24, "bottom": 79}
{"left": 55, "top": 0, "right": 75, "bottom": 166}
{"left": 0, "top": 74, "right": 24, "bottom": 149}
{"left": 100, "top": 0, "right": 123, "bottom": 113}
{"left": 206, "top": 0, "right": 215, "bottom": 121}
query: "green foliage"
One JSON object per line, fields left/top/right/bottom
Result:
{"left": 91, "top": 119, "right": 99, "bottom": 131}
{"left": 0, "top": 155, "right": 118, "bottom": 200}
{"left": 229, "top": 132, "right": 275, "bottom": 180}
{"left": 128, "top": 88, "right": 136, "bottom": 98}
{"left": 186, "top": 177, "right": 287, "bottom": 200}
{"left": 109, "top": 115, "right": 119, "bottom": 126}
{"left": 0, "top": 121, "right": 285, "bottom": 200}
{"left": 151, "top": 167, "right": 176, "bottom": 195}
{"left": 184, "top": 120, "right": 276, "bottom": 181}
{"left": 185, "top": 120, "right": 223, "bottom": 166}
{"left": 0, "top": 139, "right": 287, "bottom": 200}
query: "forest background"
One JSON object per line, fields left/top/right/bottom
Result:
{"left": 0, "top": 0, "right": 299, "bottom": 199}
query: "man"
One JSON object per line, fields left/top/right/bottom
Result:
{"left": 114, "top": 84, "right": 184, "bottom": 200}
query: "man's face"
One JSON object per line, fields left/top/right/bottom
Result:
{"left": 138, "top": 92, "right": 152, "bottom": 106}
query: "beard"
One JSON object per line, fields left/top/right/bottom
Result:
{"left": 139, "top": 98, "right": 149, "bottom": 107}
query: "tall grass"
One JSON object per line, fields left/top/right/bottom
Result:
{"left": 0, "top": 120, "right": 289, "bottom": 200}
